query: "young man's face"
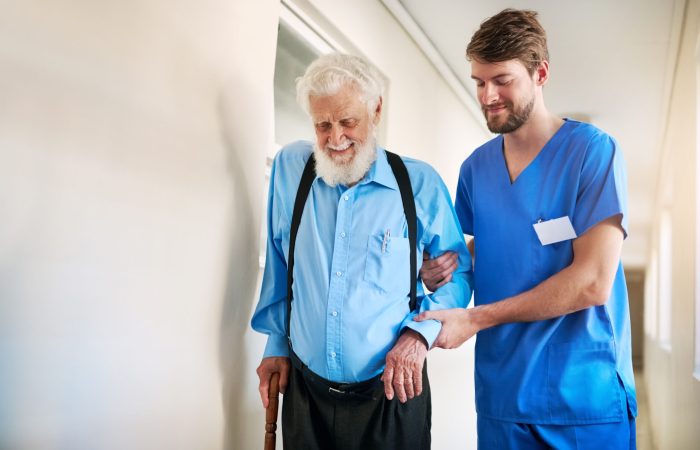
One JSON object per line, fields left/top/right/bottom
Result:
{"left": 470, "top": 59, "right": 538, "bottom": 134}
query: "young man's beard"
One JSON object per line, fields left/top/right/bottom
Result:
{"left": 485, "top": 95, "right": 535, "bottom": 134}
{"left": 314, "top": 137, "right": 377, "bottom": 187}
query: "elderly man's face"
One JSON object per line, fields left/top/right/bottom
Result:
{"left": 309, "top": 84, "right": 380, "bottom": 167}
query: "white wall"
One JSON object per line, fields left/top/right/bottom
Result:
{"left": 0, "top": 1, "right": 278, "bottom": 449}
{"left": 644, "top": 0, "right": 700, "bottom": 448}
{"left": 0, "top": 1, "right": 488, "bottom": 449}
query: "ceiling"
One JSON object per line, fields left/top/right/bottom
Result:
{"left": 384, "top": 0, "right": 685, "bottom": 268}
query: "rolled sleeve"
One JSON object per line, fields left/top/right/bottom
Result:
{"left": 263, "top": 333, "right": 290, "bottom": 358}
{"left": 401, "top": 312, "right": 442, "bottom": 348}
{"left": 250, "top": 154, "right": 290, "bottom": 359}
{"left": 400, "top": 169, "right": 474, "bottom": 344}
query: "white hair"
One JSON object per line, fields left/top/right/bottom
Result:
{"left": 296, "top": 53, "right": 384, "bottom": 115}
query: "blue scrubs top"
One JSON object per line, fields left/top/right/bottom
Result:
{"left": 455, "top": 119, "right": 637, "bottom": 425}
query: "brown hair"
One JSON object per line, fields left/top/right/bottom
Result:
{"left": 466, "top": 9, "right": 549, "bottom": 75}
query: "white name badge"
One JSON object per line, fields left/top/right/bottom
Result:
{"left": 533, "top": 216, "right": 577, "bottom": 245}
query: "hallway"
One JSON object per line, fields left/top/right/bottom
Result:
{"left": 636, "top": 371, "right": 654, "bottom": 450}
{"left": 0, "top": 1, "right": 699, "bottom": 449}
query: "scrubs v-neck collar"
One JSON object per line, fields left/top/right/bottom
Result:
{"left": 500, "top": 118, "right": 573, "bottom": 186}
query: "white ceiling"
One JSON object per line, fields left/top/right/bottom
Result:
{"left": 386, "top": 0, "right": 684, "bottom": 268}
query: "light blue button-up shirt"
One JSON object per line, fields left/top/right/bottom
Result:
{"left": 251, "top": 141, "right": 472, "bottom": 383}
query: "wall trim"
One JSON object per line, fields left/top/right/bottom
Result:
{"left": 379, "top": 0, "right": 490, "bottom": 138}
{"left": 652, "top": 0, "right": 687, "bottom": 212}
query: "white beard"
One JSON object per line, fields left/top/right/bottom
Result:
{"left": 314, "top": 138, "right": 377, "bottom": 187}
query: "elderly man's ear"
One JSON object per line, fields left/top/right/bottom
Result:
{"left": 372, "top": 96, "right": 383, "bottom": 125}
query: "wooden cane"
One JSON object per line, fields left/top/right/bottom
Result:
{"left": 264, "top": 372, "right": 280, "bottom": 450}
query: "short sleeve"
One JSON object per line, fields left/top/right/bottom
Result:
{"left": 573, "top": 133, "right": 628, "bottom": 238}
{"left": 455, "top": 158, "right": 474, "bottom": 236}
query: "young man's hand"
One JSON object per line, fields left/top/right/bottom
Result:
{"left": 415, "top": 308, "right": 479, "bottom": 349}
{"left": 420, "top": 251, "right": 458, "bottom": 291}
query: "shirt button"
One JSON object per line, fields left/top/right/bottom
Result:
{"left": 343, "top": 195, "right": 349, "bottom": 201}
{"left": 331, "top": 311, "right": 338, "bottom": 316}
{"left": 330, "top": 352, "right": 337, "bottom": 358}
{"left": 340, "top": 232, "right": 346, "bottom": 238}
{"left": 336, "top": 271, "right": 342, "bottom": 277}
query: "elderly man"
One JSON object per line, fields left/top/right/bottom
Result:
{"left": 251, "top": 53, "right": 472, "bottom": 449}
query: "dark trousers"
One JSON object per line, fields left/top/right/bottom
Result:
{"left": 282, "top": 358, "right": 431, "bottom": 450}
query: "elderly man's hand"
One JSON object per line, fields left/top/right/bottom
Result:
{"left": 382, "top": 329, "right": 428, "bottom": 403}
{"left": 420, "top": 251, "right": 458, "bottom": 292}
{"left": 256, "top": 356, "right": 291, "bottom": 408}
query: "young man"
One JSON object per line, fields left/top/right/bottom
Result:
{"left": 251, "top": 53, "right": 472, "bottom": 449}
{"left": 418, "top": 9, "right": 637, "bottom": 449}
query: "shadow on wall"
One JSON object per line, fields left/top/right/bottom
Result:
{"left": 216, "top": 77, "right": 266, "bottom": 450}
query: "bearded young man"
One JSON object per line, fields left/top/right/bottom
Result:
{"left": 417, "top": 9, "right": 638, "bottom": 449}
{"left": 251, "top": 53, "right": 472, "bottom": 449}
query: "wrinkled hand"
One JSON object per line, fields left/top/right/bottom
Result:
{"left": 382, "top": 329, "right": 428, "bottom": 403}
{"left": 256, "top": 356, "right": 291, "bottom": 408}
{"left": 414, "top": 308, "right": 478, "bottom": 349}
{"left": 420, "top": 251, "right": 458, "bottom": 292}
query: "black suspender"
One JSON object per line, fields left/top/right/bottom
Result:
{"left": 286, "top": 153, "right": 318, "bottom": 344}
{"left": 286, "top": 150, "right": 418, "bottom": 344}
{"left": 385, "top": 151, "right": 418, "bottom": 312}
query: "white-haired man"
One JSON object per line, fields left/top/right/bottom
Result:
{"left": 251, "top": 53, "right": 472, "bottom": 449}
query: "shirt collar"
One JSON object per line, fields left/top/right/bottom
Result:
{"left": 362, "top": 147, "right": 399, "bottom": 190}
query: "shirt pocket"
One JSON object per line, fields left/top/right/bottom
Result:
{"left": 546, "top": 340, "right": 623, "bottom": 422}
{"left": 363, "top": 234, "right": 410, "bottom": 294}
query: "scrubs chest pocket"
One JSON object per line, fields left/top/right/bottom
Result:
{"left": 547, "top": 340, "right": 623, "bottom": 422}
{"left": 364, "top": 234, "right": 410, "bottom": 293}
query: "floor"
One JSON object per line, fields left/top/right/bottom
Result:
{"left": 635, "top": 370, "right": 655, "bottom": 450}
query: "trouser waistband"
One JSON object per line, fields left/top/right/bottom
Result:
{"left": 289, "top": 348, "right": 383, "bottom": 397}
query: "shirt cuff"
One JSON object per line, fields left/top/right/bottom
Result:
{"left": 263, "top": 333, "right": 290, "bottom": 358}
{"left": 401, "top": 315, "right": 441, "bottom": 348}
